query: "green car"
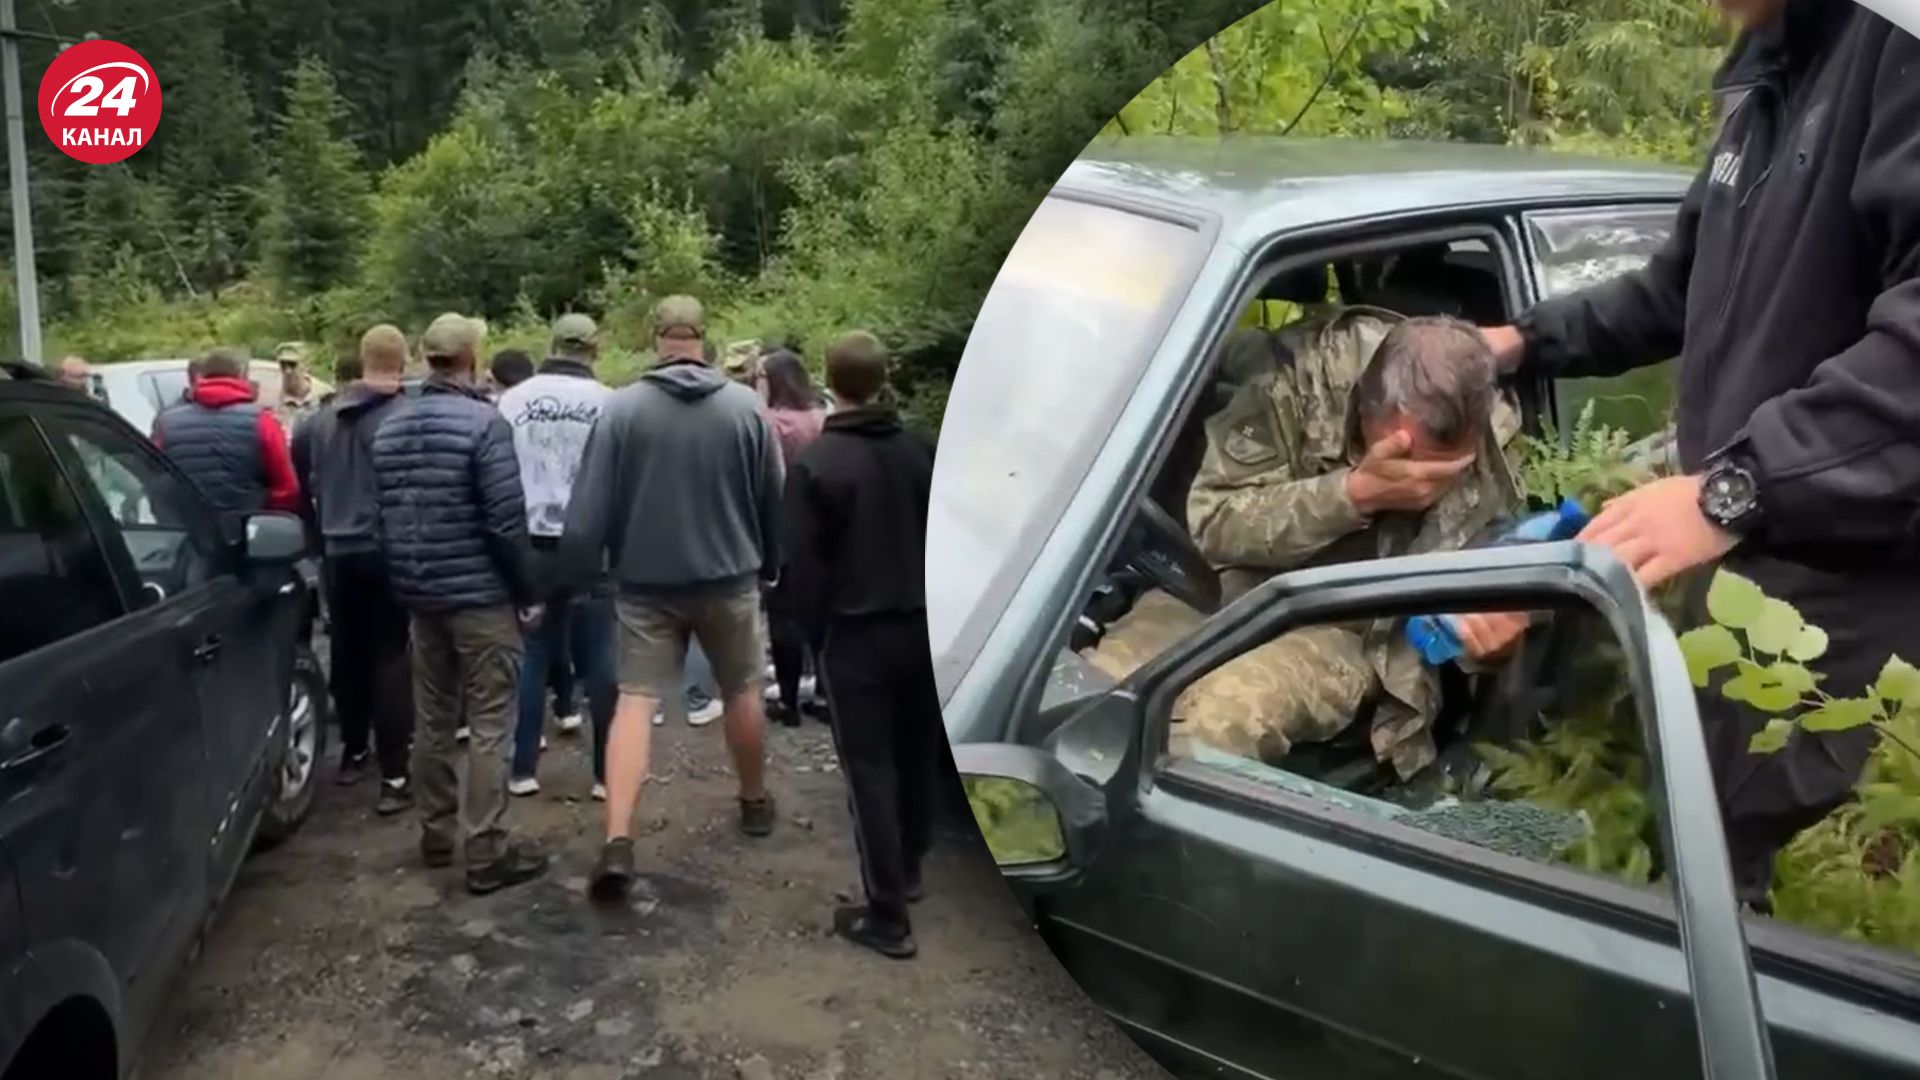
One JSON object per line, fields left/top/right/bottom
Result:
{"left": 931, "top": 138, "right": 1920, "bottom": 1080}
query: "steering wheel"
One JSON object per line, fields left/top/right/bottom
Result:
{"left": 1116, "top": 500, "right": 1222, "bottom": 616}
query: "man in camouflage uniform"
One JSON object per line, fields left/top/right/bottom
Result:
{"left": 274, "top": 342, "right": 320, "bottom": 435}
{"left": 1090, "top": 311, "right": 1529, "bottom": 779}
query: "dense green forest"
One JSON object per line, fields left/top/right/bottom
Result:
{"left": 4, "top": 0, "right": 1730, "bottom": 428}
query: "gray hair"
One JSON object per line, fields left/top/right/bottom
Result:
{"left": 1353, "top": 316, "right": 1496, "bottom": 446}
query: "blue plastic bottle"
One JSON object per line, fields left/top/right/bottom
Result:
{"left": 1403, "top": 497, "right": 1591, "bottom": 666}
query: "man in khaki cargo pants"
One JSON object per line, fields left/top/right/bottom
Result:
{"left": 372, "top": 313, "right": 550, "bottom": 896}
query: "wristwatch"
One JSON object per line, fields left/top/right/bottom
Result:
{"left": 1699, "top": 455, "right": 1762, "bottom": 535}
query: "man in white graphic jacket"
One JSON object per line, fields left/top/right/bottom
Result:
{"left": 496, "top": 314, "right": 616, "bottom": 798}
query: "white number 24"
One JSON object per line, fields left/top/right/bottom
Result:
{"left": 64, "top": 75, "right": 138, "bottom": 118}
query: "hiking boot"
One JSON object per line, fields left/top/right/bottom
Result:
{"left": 832, "top": 905, "right": 916, "bottom": 960}
{"left": 739, "top": 794, "right": 777, "bottom": 838}
{"left": 375, "top": 779, "right": 413, "bottom": 817}
{"left": 466, "top": 841, "right": 550, "bottom": 896}
{"left": 336, "top": 750, "right": 372, "bottom": 786}
{"left": 590, "top": 838, "right": 636, "bottom": 903}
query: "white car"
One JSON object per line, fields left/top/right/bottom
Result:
{"left": 86, "top": 358, "right": 333, "bottom": 438}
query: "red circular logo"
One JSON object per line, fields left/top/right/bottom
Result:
{"left": 37, "top": 40, "right": 161, "bottom": 165}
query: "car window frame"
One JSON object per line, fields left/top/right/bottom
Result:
{"left": 996, "top": 210, "right": 1539, "bottom": 745}
{"left": 31, "top": 401, "right": 237, "bottom": 611}
{"left": 1513, "top": 197, "right": 1687, "bottom": 435}
{"left": 0, "top": 400, "right": 137, "bottom": 666}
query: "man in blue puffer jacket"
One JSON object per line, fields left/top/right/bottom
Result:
{"left": 372, "top": 312, "right": 548, "bottom": 896}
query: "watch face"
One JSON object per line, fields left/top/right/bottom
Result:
{"left": 1705, "top": 464, "right": 1757, "bottom": 524}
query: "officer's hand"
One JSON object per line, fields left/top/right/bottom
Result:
{"left": 1479, "top": 325, "right": 1526, "bottom": 374}
{"left": 1455, "top": 611, "right": 1530, "bottom": 664}
{"left": 518, "top": 604, "right": 546, "bottom": 631}
{"left": 1345, "top": 432, "right": 1476, "bottom": 515}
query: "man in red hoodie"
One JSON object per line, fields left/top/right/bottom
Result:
{"left": 152, "top": 346, "right": 301, "bottom": 518}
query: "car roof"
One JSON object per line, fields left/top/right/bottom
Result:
{"left": 1057, "top": 137, "right": 1693, "bottom": 248}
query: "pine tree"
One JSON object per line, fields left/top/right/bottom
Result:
{"left": 261, "top": 58, "right": 373, "bottom": 297}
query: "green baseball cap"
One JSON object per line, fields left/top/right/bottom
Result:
{"left": 273, "top": 341, "right": 308, "bottom": 366}
{"left": 652, "top": 295, "right": 705, "bottom": 336}
{"left": 421, "top": 313, "right": 483, "bottom": 361}
{"left": 551, "top": 313, "right": 599, "bottom": 351}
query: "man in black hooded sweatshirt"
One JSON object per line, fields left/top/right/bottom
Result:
{"left": 295, "top": 324, "right": 417, "bottom": 814}
{"left": 1480, "top": 0, "right": 1920, "bottom": 906}
{"left": 782, "top": 331, "right": 941, "bottom": 959}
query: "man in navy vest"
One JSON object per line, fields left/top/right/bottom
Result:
{"left": 152, "top": 347, "right": 301, "bottom": 521}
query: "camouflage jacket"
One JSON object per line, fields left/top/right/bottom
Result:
{"left": 1186, "top": 306, "right": 1526, "bottom": 777}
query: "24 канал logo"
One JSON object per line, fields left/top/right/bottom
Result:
{"left": 37, "top": 39, "right": 161, "bottom": 165}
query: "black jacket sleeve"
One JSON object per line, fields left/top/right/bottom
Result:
{"left": 1514, "top": 169, "right": 1703, "bottom": 379}
{"left": 558, "top": 414, "right": 619, "bottom": 594}
{"left": 289, "top": 411, "right": 319, "bottom": 536}
{"left": 472, "top": 411, "right": 538, "bottom": 606}
{"left": 780, "top": 454, "right": 833, "bottom": 647}
{"left": 755, "top": 413, "right": 785, "bottom": 583}
{"left": 1730, "top": 31, "right": 1920, "bottom": 547}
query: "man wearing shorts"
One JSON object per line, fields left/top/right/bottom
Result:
{"left": 561, "top": 295, "right": 786, "bottom": 901}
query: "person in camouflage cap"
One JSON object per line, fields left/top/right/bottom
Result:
{"left": 1089, "top": 311, "right": 1531, "bottom": 779}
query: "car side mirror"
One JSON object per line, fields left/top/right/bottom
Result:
{"left": 243, "top": 512, "right": 308, "bottom": 567}
{"left": 954, "top": 742, "right": 1108, "bottom": 887}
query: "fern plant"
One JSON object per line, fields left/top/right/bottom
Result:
{"left": 1515, "top": 399, "right": 1658, "bottom": 512}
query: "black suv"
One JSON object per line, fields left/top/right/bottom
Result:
{"left": 0, "top": 363, "right": 326, "bottom": 1079}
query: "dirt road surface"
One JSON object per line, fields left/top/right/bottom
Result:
{"left": 137, "top": 713, "right": 1165, "bottom": 1080}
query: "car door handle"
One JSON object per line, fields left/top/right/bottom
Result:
{"left": 0, "top": 724, "right": 71, "bottom": 771}
{"left": 192, "top": 634, "right": 224, "bottom": 663}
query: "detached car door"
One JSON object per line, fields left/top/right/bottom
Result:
{"left": 0, "top": 407, "right": 209, "bottom": 1048}
{"left": 957, "top": 544, "right": 1778, "bottom": 1080}
{"left": 42, "top": 408, "right": 294, "bottom": 896}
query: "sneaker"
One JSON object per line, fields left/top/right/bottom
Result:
{"left": 541, "top": 735, "right": 549, "bottom": 751}
{"left": 832, "top": 904, "right": 916, "bottom": 960}
{"left": 466, "top": 840, "right": 549, "bottom": 896}
{"left": 686, "top": 691, "right": 722, "bottom": 727}
{"left": 508, "top": 775, "right": 540, "bottom": 797}
{"left": 376, "top": 779, "right": 413, "bottom": 816}
{"left": 556, "top": 712, "right": 583, "bottom": 734}
{"left": 336, "top": 750, "right": 372, "bottom": 786}
{"left": 651, "top": 709, "right": 666, "bottom": 727}
{"left": 455, "top": 726, "right": 471, "bottom": 744}
{"left": 798, "top": 674, "right": 818, "bottom": 700}
{"left": 739, "top": 794, "right": 777, "bottom": 837}
{"left": 589, "top": 838, "right": 636, "bottom": 903}
{"left": 590, "top": 781, "right": 608, "bottom": 802}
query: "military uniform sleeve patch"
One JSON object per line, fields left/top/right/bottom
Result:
{"left": 1208, "top": 379, "right": 1284, "bottom": 469}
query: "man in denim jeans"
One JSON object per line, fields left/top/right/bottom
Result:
{"left": 497, "top": 314, "right": 617, "bottom": 799}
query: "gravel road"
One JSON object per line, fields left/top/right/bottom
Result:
{"left": 136, "top": 708, "right": 1165, "bottom": 1080}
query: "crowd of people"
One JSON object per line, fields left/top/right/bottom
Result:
{"left": 133, "top": 295, "right": 944, "bottom": 958}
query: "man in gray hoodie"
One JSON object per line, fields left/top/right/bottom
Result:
{"left": 561, "top": 295, "right": 786, "bottom": 901}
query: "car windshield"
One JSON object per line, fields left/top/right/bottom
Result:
{"left": 926, "top": 195, "right": 1206, "bottom": 700}
{"left": 141, "top": 369, "right": 189, "bottom": 412}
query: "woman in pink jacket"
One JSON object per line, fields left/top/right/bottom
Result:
{"left": 763, "top": 350, "right": 831, "bottom": 725}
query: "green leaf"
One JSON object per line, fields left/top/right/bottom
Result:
{"left": 1747, "top": 597, "right": 1805, "bottom": 656}
{"left": 1721, "top": 671, "right": 1798, "bottom": 712}
{"left": 1786, "top": 624, "right": 1829, "bottom": 662}
{"left": 1748, "top": 718, "right": 1793, "bottom": 754}
{"left": 1766, "top": 663, "right": 1818, "bottom": 696}
{"left": 1706, "top": 569, "right": 1766, "bottom": 630}
{"left": 1800, "top": 698, "right": 1878, "bottom": 734}
{"left": 1875, "top": 656, "right": 1920, "bottom": 706}
{"left": 1856, "top": 794, "right": 1920, "bottom": 834}
{"left": 1679, "top": 625, "right": 1741, "bottom": 688}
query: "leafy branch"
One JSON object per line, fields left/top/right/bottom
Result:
{"left": 1679, "top": 570, "right": 1920, "bottom": 761}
